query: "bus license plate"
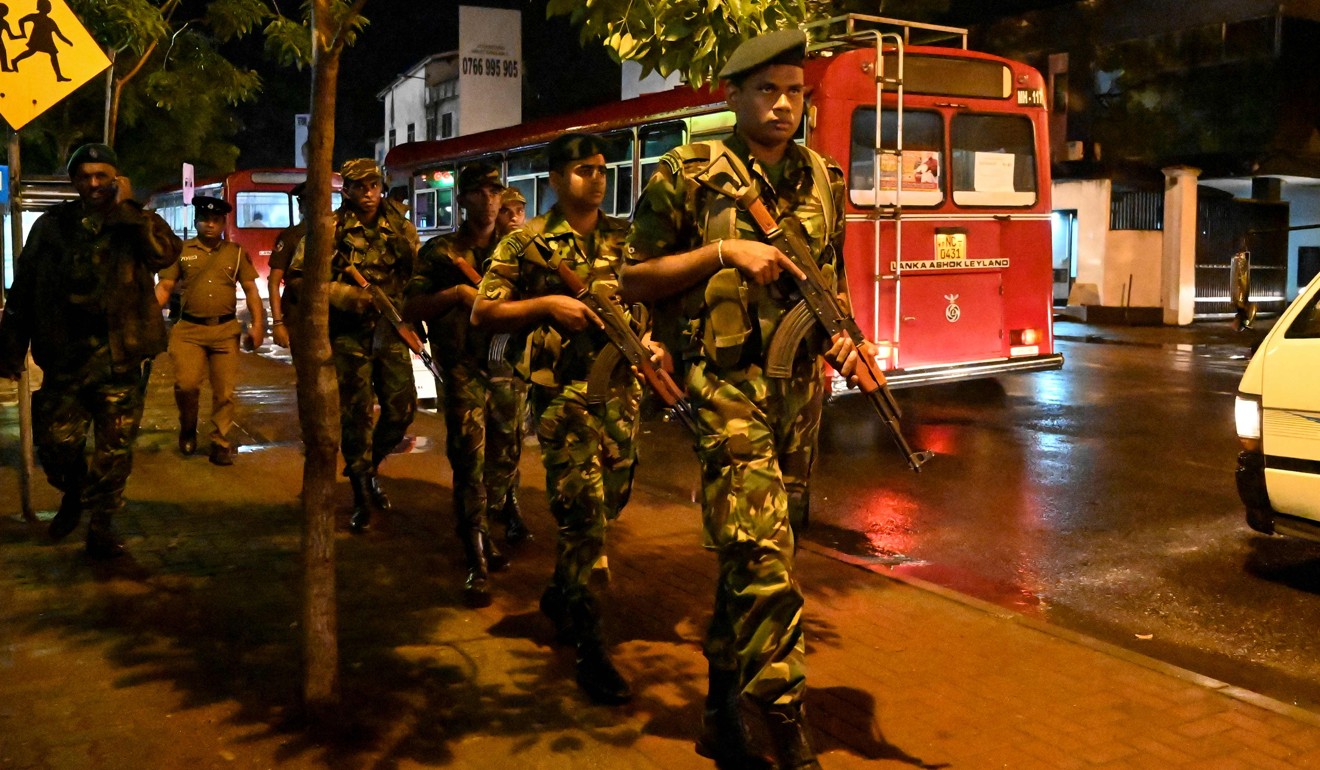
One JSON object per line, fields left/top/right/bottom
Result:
{"left": 935, "top": 233, "right": 966, "bottom": 261}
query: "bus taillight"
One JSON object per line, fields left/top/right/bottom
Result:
{"left": 1010, "top": 328, "right": 1041, "bottom": 356}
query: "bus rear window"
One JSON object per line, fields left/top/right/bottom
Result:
{"left": 951, "top": 114, "right": 1037, "bottom": 207}
{"left": 236, "top": 192, "right": 292, "bottom": 228}
{"left": 849, "top": 107, "right": 944, "bottom": 208}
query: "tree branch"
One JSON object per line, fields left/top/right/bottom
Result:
{"left": 329, "top": 0, "right": 368, "bottom": 57}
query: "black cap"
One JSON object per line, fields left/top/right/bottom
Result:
{"left": 719, "top": 28, "right": 807, "bottom": 81}
{"left": 66, "top": 143, "right": 118, "bottom": 176}
{"left": 193, "top": 195, "right": 232, "bottom": 216}
{"left": 290, "top": 182, "right": 307, "bottom": 198}
{"left": 457, "top": 163, "right": 505, "bottom": 193}
{"left": 547, "top": 133, "right": 609, "bottom": 171}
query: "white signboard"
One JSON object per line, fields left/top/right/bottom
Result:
{"left": 294, "top": 113, "right": 310, "bottom": 169}
{"left": 182, "top": 162, "right": 195, "bottom": 205}
{"left": 458, "top": 6, "right": 522, "bottom": 135}
{"left": 973, "top": 152, "right": 1016, "bottom": 193}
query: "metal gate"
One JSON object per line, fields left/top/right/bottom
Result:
{"left": 1195, "top": 189, "right": 1288, "bottom": 319}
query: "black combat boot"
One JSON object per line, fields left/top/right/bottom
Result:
{"left": 461, "top": 529, "right": 493, "bottom": 608}
{"left": 484, "top": 533, "right": 509, "bottom": 572}
{"left": 365, "top": 470, "right": 392, "bottom": 511}
{"left": 571, "top": 598, "right": 632, "bottom": 705}
{"left": 696, "top": 667, "right": 775, "bottom": 770}
{"left": 763, "top": 702, "right": 822, "bottom": 770}
{"left": 348, "top": 474, "right": 372, "bottom": 533}
{"left": 501, "top": 493, "right": 532, "bottom": 545}
{"left": 85, "top": 512, "right": 126, "bottom": 559}
{"left": 539, "top": 585, "right": 574, "bottom": 643}
{"left": 48, "top": 472, "right": 85, "bottom": 541}
{"left": 175, "top": 389, "right": 199, "bottom": 456}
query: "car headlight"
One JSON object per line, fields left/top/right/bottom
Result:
{"left": 1235, "top": 394, "right": 1262, "bottom": 451}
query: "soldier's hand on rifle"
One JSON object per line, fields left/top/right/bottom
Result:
{"left": 543, "top": 295, "right": 603, "bottom": 333}
{"left": 722, "top": 239, "right": 806, "bottom": 286}
{"left": 641, "top": 331, "right": 671, "bottom": 370}
{"left": 825, "top": 333, "right": 880, "bottom": 388}
{"left": 327, "top": 283, "right": 373, "bottom": 314}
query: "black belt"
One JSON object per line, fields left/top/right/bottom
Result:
{"left": 181, "top": 312, "right": 236, "bottom": 326}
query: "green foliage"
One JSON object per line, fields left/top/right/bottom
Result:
{"left": 263, "top": 1, "right": 368, "bottom": 69}
{"left": 548, "top": 0, "right": 948, "bottom": 85}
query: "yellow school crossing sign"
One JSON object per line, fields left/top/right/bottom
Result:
{"left": 0, "top": 0, "right": 110, "bottom": 130}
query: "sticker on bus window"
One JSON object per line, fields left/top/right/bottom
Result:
{"left": 878, "top": 151, "right": 941, "bottom": 192}
{"left": 973, "top": 152, "right": 1016, "bottom": 193}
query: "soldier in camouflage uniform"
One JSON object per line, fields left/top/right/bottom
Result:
{"left": 268, "top": 181, "right": 308, "bottom": 350}
{"left": 403, "top": 163, "right": 528, "bottom": 608}
{"left": 496, "top": 186, "right": 527, "bottom": 237}
{"left": 0, "top": 144, "right": 182, "bottom": 558}
{"left": 472, "top": 133, "right": 646, "bottom": 706}
{"left": 620, "top": 30, "right": 870, "bottom": 770}
{"left": 327, "top": 158, "right": 420, "bottom": 532}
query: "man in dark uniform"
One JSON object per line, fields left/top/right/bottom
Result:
{"left": 403, "top": 163, "right": 528, "bottom": 607}
{"left": 328, "top": 158, "right": 420, "bottom": 532}
{"left": 621, "top": 29, "right": 868, "bottom": 770}
{"left": 155, "top": 196, "right": 265, "bottom": 465}
{"left": 473, "top": 133, "right": 656, "bottom": 706}
{"left": 0, "top": 143, "right": 182, "bottom": 557}
{"left": 268, "top": 181, "right": 309, "bottom": 350}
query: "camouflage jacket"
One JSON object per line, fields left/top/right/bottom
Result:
{"left": 625, "top": 132, "right": 845, "bottom": 370}
{"left": 328, "top": 199, "right": 419, "bottom": 332}
{"left": 0, "top": 200, "right": 182, "bottom": 375}
{"left": 480, "top": 205, "right": 633, "bottom": 387}
{"left": 407, "top": 224, "right": 507, "bottom": 369}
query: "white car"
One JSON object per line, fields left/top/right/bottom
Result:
{"left": 1235, "top": 276, "right": 1320, "bottom": 541}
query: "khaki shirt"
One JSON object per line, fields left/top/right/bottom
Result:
{"left": 160, "top": 238, "right": 258, "bottom": 318}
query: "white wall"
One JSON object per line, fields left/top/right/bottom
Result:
{"left": 385, "top": 75, "right": 428, "bottom": 152}
{"left": 1105, "top": 230, "right": 1163, "bottom": 307}
{"left": 1053, "top": 178, "right": 1111, "bottom": 304}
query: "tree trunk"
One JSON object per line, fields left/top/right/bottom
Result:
{"left": 297, "top": 0, "right": 347, "bottom": 723}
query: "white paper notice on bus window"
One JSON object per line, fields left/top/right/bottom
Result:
{"left": 974, "top": 152, "right": 1016, "bottom": 192}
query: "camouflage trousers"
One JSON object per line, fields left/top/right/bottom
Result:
{"left": 440, "top": 357, "right": 526, "bottom": 533}
{"left": 332, "top": 322, "right": 417, "bottom": 477}
{"left": 686, "top": 356, "right": 825, "bottom": 707}
{"left": 32, "top": 346, "right": 149, "bottom": 527}
{"left": 531, "top": 379, "right": 641, "bottom": 620}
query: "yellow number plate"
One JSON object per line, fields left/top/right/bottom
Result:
{"left": 935, "top": 233, "right": 967, "bottom": 261}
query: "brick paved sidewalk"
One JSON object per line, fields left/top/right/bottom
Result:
{"left": 3, "top": 350, "right": 1320, "bottom": 770}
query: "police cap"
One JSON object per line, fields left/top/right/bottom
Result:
{"left": 193, "top": 195, "right": 232, "bottom": 217}
{"left": 457, "top": 162, "right": 505, "bottom": 194}
{"left": 66, "top": 143, "right": 118, "bottom": 176}
{"left": 500, "top": 187, "right": 526, "bottom": 207}
{"left": 718, "top": 28, "right": 807, "bottom": 82}
{"left": 340, "top": 158, "right": 382, "bottom": 183}
{"left": 547, "top": 133, "right": 609, "bottom": 172}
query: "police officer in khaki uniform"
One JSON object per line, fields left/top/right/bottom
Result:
{"left": 156, "top": 195, "right": 265, "bottom": 466}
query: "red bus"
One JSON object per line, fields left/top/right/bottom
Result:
{"left": 147, "top": 168, "right": 343, "bottom": 296}
{"left": 383, "top": 15, "right": 1063, "bottom": 387}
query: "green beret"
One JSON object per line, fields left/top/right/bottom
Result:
{"left": 457, "top": 162, "right": 505, "bottom": 193}
{"left": 719, "top": 28, "right": 807, "bottom": 81}
{"left": 66, "top": 143, "right": 118, "bottom": 176}
{"left": 547, "top": 133, "right": 609, "bottom": 171}
{"left": 340, "top": 158, "right": 382, "bottom": 183}
{"left": 193, "top": 195, "right": 232, "bottom": 216}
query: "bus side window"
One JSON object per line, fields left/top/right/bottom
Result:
{"left": 951, "top": 114, "right": 1037, "bottom": 207}
{"left": 236, "top": 191, "right": 292, "bottom": 228}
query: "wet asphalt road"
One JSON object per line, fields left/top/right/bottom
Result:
{"left": 714, "top": 335, "right": 1320, "bottom": 714}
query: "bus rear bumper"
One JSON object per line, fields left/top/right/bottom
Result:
{"left": 878, "top": 353, "right": 1065, "bottom": 389}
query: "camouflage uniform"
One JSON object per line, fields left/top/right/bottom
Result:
{"left": 626, "top": 131, "right": 846, "bottom": 707}
{"left": 329, "top": 199, "right": 420, "bottom": 478}
{"left": 480, "top": 205, "right": 641, "bottom": 631}
{"left": 407, "top": 226, "right": 525, "bottom": 540}
{"left": 0, "top": 184, "right": 182, "bottom": 548}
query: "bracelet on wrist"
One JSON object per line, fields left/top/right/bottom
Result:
{"left": 717, "top": 239, "right": 726, "bottom": 268}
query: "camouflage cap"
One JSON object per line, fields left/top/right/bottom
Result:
{"left": 457, "top": 162, "right": 505, "bottom": 193}
{"left": 340, "top": 158, "right": 382, "bottom": 183}
{"left": 500, "top": 187, "right": 526, "bottom": 206}
{"left": 547, "top": 132, "right": 610, "bottom": 171}
{"left": 66, "top": 143, "right": 118, "bottom": 176}
{"left": 192, "top": 195, "right": 232, "bottom": 216}
{"left": 719, "top": 28, "right": 807, "bottom": 81}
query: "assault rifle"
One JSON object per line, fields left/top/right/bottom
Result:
{"left": 554, "top": 261, "right": 701, "bottom": 435}
{"left": 447, "top": 250, "right": 515, "bottom": 372}
{"left": 743, "top": 199, "right": 933, "bottom": 473}
{"left": 345, "top": 263, "right": 445, "bottom": 382}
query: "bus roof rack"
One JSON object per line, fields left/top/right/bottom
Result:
{"left": 803, "top": 14, "right": 968, "bottom": 53}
